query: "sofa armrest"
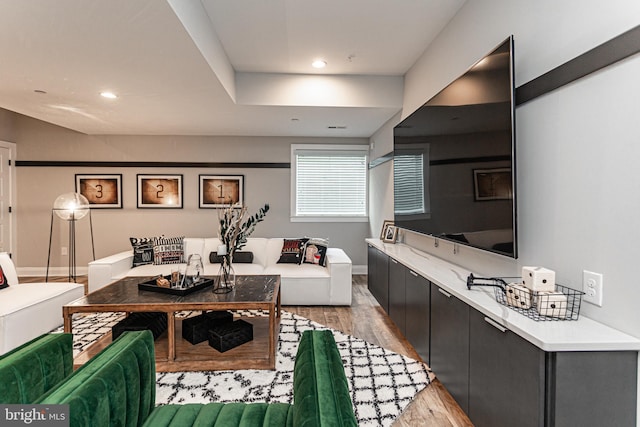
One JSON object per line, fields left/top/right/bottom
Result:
{"left": 88, "top": 250, "right": 134, "bottom": 293}
{"left": 0, "top": 333, "right": 73, "bottom": 404}
{"left": 37, "top": 330, "right": 156, "bottom": 427}
{"left": 293, "top": 330, "right": 357, "bottom": 427}
{"left": 326, "top": 248, "right": 352, "bottom": 305}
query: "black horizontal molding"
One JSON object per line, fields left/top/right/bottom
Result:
{"left": 516, "top": 24, "right": 640, "bottom": 106}
{"left": 430, "top": 155, "right": 510, "bottom": 166}
{"left": 15, "top": 160, "right": 291, "bottom": 169}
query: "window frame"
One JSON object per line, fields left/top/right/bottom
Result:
{"left": 290, "top": 144, "right": 369, "bottom": 223}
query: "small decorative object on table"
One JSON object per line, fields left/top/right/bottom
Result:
{"left": 214, "top": 203, "right": 269, "bottom": 293}
{"left": 183, "top": 254, "right": 204, "bottom": 287}
{"left": 466, "top": 269, "right": 584, "bottom": 321}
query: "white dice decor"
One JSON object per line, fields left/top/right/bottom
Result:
{"left": 535, "top": 291, "right": 568, "bottom": 318}
{"left": 522, "top": 266, "right": 555, "bottom": 292}
{"left": 505, "top": 283, "right": 532, "bottom": 309}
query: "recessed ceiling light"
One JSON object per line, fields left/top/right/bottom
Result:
{"left": 312, "top": 60, "right": 327, "bottom": 69}
{"left": 100, "top": 91, "right": 117, "bottom": 99}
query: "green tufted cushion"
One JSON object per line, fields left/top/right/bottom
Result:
{"left": 142, "top": 402, "right": 294, "bottom": 427}
{"left": 37, "top": 330, "right": 156, "bottom": 427}
{"left": 0, "top": 333, "right": 73, "bottom": 404}
{"left": 293, "top": 330, "right": 357, "bottom": 427}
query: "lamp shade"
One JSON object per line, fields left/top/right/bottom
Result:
{"left": 53, "top": 192, "right": 90, "bottom": 221}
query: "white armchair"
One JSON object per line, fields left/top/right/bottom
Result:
{"left": 0, "top": 252, "right": 84, "bottom": 354}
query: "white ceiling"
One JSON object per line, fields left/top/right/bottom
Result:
{"left": 0, "top": 0, "right": 465, "bottom": 138}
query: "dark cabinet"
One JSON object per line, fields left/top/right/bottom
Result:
{"left": 430, "top": 283, "right": 470, "bottom": 413}
{"left": 469, "top": 308, "right": 545, "bottom": 427}
{"left": 405, "top": 269, "right": 430, "bottom": 364}
{"left": 367, "top": 244, "right": 389, "bottom": 312}
{"left": 366, "top": 242, "right": 637, "bottom": 427}
{"left": 388, "top": 258, "right": 406, "bottom": 334}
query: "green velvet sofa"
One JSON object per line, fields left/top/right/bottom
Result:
{"left": 0, "top": 332, "right": 74, "bottom": 404}
{"left": 0, "top": 329, "right": 357, "bottom": 427}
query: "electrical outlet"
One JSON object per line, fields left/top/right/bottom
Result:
{"left": 61, "top": 246, "right": 68, "bottom": 256}
{"left": 583, "top": 270, "right": 603, "bottom": 307}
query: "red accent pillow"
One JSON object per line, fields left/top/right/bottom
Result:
{"left": 277, "top": 238, "right": 308, "bottom": 264}
{"left": 0, "top": 266, "right": 9, "bottom": 289}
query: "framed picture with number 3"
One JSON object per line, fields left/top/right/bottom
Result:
{"left": 75, "top": 174, "right": 122, "bottom": 209}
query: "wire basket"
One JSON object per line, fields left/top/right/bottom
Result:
{"left": 495, "top": 283, "right": 584, "bottom": 321}
{"left": 467, "top": 274, "right": 584, "bottom": 321}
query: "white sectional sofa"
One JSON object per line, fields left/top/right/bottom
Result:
{"left": 88, "top": 237, "right": 353, "bottom": 305}
{"left": 0, "top": 252, "right": 85, "bottom": 354}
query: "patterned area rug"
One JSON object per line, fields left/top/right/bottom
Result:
{"left": 61, "top": 310, "right": 432, "bottom": 427}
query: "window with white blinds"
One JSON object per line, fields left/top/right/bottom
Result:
{"left": 291, "top": 145, "right": 368, "bottom": 221}
{"left": 394, "top": 153, "right": 426, "bottom": 215}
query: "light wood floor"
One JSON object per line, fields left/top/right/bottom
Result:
{"left": 25, "top": 274, "right": 473, "bottom": 426}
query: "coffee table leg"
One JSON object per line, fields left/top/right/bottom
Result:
{"left": 168, "top": 312, "right": 176, "bottom": 361}
{"left": 63, "top": 307, "right": 72, "bottom": 333}
{"left": 268, "top": 305, "right": 276, "bottom": 369}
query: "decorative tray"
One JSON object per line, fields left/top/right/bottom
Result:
{"left": 138, "top": 276, "right": 214, "bottom": 296}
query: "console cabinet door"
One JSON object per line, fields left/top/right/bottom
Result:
{"left": 430, "top": 283, "right": 470, "bottom": 412}
{"left": 367, "top": 245, "right": 389, "bottom": 312}
{"left": 405, "top": 269, "right": 430, "bottom": 364}
{"left": 468, "top": 308, "right": 545, "bottom": 427}
{"left": 388, "top": 258, "right": 406, "bottom": 334}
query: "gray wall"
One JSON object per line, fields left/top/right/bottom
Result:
{"left": 0, "top": 111, "right": 369, "bottom": 271}
{"left": 369, "top": 0, "right": 640, "bottom": 341}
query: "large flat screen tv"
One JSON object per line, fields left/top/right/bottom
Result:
{"left": 393, "top": 36, "right": 517, "bottom": 258}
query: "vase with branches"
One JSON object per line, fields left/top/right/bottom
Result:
{"left": 215, "top": 203, "right": 269, "bottom": 292}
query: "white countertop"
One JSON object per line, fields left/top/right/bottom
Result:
{"left": 367, "top": 239, "right": 640, "bottom": 352}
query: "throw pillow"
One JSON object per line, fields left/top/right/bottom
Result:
{"left": 302, "top": 238, "right": 329, "bottom": 267}
{"left": 209, "top": 251, "right": 254, "bottom": 264}
{"left": 0, "top": 266, "right": 8, "bottom": 289}
{"left": 153, "top": 236, "right": 185, "bottom": 265}
{"left": 277, "top": 238, "right": 308, "bottom": 264}
{"left": 130, "top": 237, "right": 156, "bottom": 267}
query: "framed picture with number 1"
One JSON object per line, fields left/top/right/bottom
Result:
{"left": 199, "top": 175, "right": 244, "bottom": 208}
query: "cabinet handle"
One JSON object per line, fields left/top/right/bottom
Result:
{"left": 484, "top": 316, "right": 508, "bottom": 333}
{"left": 437, "top": 288, "right": 452, "bottom": 298}
{"left": 409, "top": 270, "right": 418, "bottom": 277}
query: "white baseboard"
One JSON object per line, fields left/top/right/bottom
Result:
{"left": 352, "top": 265, "right": 367, "bottom": 275}
{"left": 17, "top": 266, "right": 89, "bottom": 277}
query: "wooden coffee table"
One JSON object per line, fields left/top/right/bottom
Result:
{"left": 63, "top": 275, "right": 281, "bottom": 372}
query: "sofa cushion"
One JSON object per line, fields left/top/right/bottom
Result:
{"left": 203, "top": 238, "right": 270, "bottom": 268}
{"left": 293, "top": 330, "right": 357, "bottom": 426}
{"left": 153, "top": 236, "right": 185, "bottom": 265}
{"left": 142, "top": 402, "right": 294, "bottom": 427}
{"left": 0, "top": 333, "right": 73, "bottom": 404}
{"left": 209, "top": 251, "right": 254, "bottom": 264}
{"left": 130, "top": 237, "right": 155, "bottom": 267}
{"left": 302, "top": 238, "right": 329, "bottom": 267}
{"left": 38, "top": 330, "right": 156, "bottom": 427}
{"left": 0, "top": 266, "right": 8, "bottom": 290}
{"left": 277, "top": 238, "right": 308, "bottom": 264}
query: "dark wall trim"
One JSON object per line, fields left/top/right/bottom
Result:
{"left": 516, "top": 24, "right": 640, "bottom": 106}
{"left": 15, "top": 161, "right": 291, "bottom": 169}
{"left": 431, "top": 155, "right": 510, "bottom": 166}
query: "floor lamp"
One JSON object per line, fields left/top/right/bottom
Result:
{"left": 46, "top": 192, "right": 95, "bottom": 282}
